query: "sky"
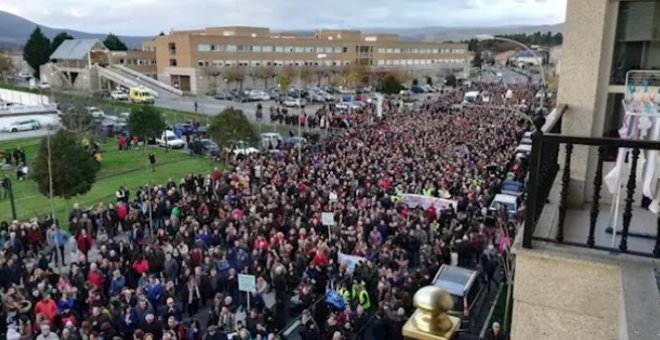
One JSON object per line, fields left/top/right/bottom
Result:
{"left": 0, "top": 0, "right": 566, "bottom": 35}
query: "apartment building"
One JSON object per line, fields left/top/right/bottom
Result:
{"left": 511, "top": 0, "right": 660, "bottom": 339}
{"left": 151, "top": 26, "right": 469, "bottom": 93}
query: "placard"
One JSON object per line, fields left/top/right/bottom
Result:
{"left": 321, "top": 212, "right": 335, "bottom": 226}
{"left": 338, "top": 253, "right": 367, "bottom": 273}
{"left": 238, "top": 274, "right": 256, "bottom": 292}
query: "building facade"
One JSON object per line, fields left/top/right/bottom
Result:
{"left": 151, "top": 26, "right": 469, "bottom": 93}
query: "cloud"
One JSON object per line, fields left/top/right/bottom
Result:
{"left": 0, "top": 0, "right": 566, "bottom": 35}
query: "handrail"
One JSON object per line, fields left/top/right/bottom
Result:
{"left": 96, "top": 66, "right": 139, "bottom": 88}
{"left": 111, "top": 64, "right": 183, "bottom": 96}
{"left": 543, "top": 134, "right": 660, "bottom": 149}
{"left": 542, "top": 104, "right": 567, "bottom": 133}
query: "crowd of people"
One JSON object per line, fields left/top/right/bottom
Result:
{"left": 0, "top": 82, "right": 536, "bottom": 340}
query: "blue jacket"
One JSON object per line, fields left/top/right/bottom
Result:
{"left": 111, "top": 276, "right": 126, "bottom": 296}
{"left": 145, "top": 280, "right": 164, "bottom": 304}
{"left": 48, "top": 229, "right": 69, "bottom": 247}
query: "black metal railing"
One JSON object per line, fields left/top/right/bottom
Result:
{"left": 523, "top": 106, "right": 660, "bottom": 258}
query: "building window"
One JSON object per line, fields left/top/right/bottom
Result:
{"left": 294, "top": 46, "right": 304, "bottom": 53}
{"left": 226, "top": 45, "right": 237, "bottom": 52}
{"left": 342, "top": 47, "right": 348, "bottom": 53}
{"left": 262, "top": 46, "right": 273, "bottom": 52}
{"left": 287, "top": 46, "right": 295, "bottom": 52}
{"left": 169, "top": 59, "right": 177, "bottom": 66}
{"left": 197, "top": 44, "right": 211, "bottom": 52}
{"left": 305, "top": 46, "right": 315, "bottom": 53}
{"left": 275, "top": 46, "right": 284, "bottom": 53}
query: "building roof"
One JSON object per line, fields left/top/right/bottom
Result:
{"left": 50, "top": 39, "right": 108, "bottom": 60}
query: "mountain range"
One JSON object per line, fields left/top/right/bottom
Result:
{"left": 0, "top": 10, "right": 563, "bottom": 50}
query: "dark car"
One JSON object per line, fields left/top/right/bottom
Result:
{"left": 199, "top": 139, "right": 219, "bottom": 156}
{"left": 411, "top": 85, "right": 426, "bottom": 94}
{"left": 282, "top": 137, "right": 306, "bottom": 149}
{"left": 214, "top": 90, "right": 236, "bottom": 101}
{"left": 172, "top": 123, "right": 195, "bottom": 137}
{"left": 432, "top": 265, "right": 486, "bottom": 333}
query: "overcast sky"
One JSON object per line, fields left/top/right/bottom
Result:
{"left": 0, "top": 0, "right": 566, "bottom": 36}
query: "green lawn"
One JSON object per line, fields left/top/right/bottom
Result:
{"left": 0, "top": 136, "right": 218, "bottom": 224}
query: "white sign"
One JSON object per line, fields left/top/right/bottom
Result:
{"left": 338, "top": 253, "right": 367, "bottom": 273}
{"left": 329, "top": 191, "right": 338, "bottom": 203}
{"left": 238, "top": 274, "right": 256, "bottom": 292}
{"left": 321, "top": 212, "right": 335, "bottom": 226}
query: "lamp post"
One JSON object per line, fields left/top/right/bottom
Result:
{"left": 476, "top": 34, "right": 547, "bottom": 113}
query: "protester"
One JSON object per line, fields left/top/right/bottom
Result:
{"left": 0, "top": 83, "right": 534, "bottom": 339}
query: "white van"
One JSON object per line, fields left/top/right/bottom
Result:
{"left": 156, "top": 130, "right": 185, "bottom": 149}
{"left": 489, "top": 194, "right": 519, "bottom": 218}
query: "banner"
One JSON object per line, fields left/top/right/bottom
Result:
{"left": 338, "top": 252, "right": 366, "bottom": 273}
{"left": 399, "top": 194, "right": 458, "bottom": 211}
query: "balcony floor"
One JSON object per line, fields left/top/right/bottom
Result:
{"left": 534, "top": 189, "right": 658, "bottom": 256}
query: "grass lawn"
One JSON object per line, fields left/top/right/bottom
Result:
{"left": 0, "top": 136, "right": 218, "bottom": 224}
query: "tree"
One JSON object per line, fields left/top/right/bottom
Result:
{"left": 31, "top": 131, "right": 100, "bottom": 200}
{"left": 224, "top": 66, "right": 246, "bottom": 91}
{"left": 277, "top": 67, "right": 295, "bottom": 93}
{"left": 51, "top": 32, "right": 74, "bottom": 51}
{"left": 299, "top": 66, "right": 314, "bottom": 88}
{"left": 445, "top": 74, "right": 457, "bottom": 87}
{"left": 344, "top": 64, "right": 369, "bottom": 88}
{"left": 103, "top": 33, "right": 128, "bottom": 51}
{"left": 127, "top": 106, "right": 167, "bottom": 147}
{"left": 376, "top": 74, "right": 403, "bottom": 95}
{"left": 253, "top": 65, "right": 277, "bottom": 89}
{"left": 209, "top": 107, "right": 257, "bottom": 149}
{"left": 56, "top": 95, "right": 95, "bottom": 133}
{"left": 472, "top": 52, "right": 483, "bottom": 68}
{"left": 0, "top": 54, "right": 13, "bottom": 82}
{"left": 426, "top": 76, "right": 433, "bottom": 86}
{"left": 23, "top": 27, "right": 52, "bottom": 78}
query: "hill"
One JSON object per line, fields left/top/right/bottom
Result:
{"left": 0, "top": 10, "right": 151, "bottom": 49}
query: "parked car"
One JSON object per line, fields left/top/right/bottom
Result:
{"left": 156, "top": 130, "right": 185, "bottom": 149}
{"left": 282, "top": 136, "right": 306, "bottom": 149}
{"left": 500, "top": 180, "right": 524, "bottom": 197}
{"left": 247, "top": 90, "right": 271, "bottom": 101}
{"left": 230, "top": 141, "right": 259, "bottom": 156}
{"left": 86, "top": 107, "right": 106, "bottom": 119}
{"left": 282, "top": 97, "right": 306, "bottom": 108}
{"left": 214, "top": 90, "right": 237, "bottom": 101}
{"left": 190, "top": 138, "right": 219, "bottom": 156}
{"left": 489, "top": 193, "right": 520, "bottom": 218}
{"left": 2, "top": 119, "right": 41, "bottom": 132}
{"left": 171, "top": 123, "right": 196, "bottom": 137}
{"left": 411, "top": 85, "right": 426, "bottom": 94}
{"left": 111, "top": 90, "right": 129, "bottom": 101}
{"left": 260, "top": 132, "right": 283, "bottom": 149}
{"left": 432, "top": 265, "right": 486, "bottom": 333}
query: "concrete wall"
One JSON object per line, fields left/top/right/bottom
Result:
{"left": 511, "top": 250, "right": 622, "bottom": 340}
{"left": 0, "top": 88, "right": 51, "bottom": 105}
{"left": 556, "top": 0, "right": 618, "bottom": 205}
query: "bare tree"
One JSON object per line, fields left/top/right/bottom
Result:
{"left": 0, "top": 54, "right": 14, "bottom": 82}
{"left": 56, "top": 94, "right": 96, "bottom": 134}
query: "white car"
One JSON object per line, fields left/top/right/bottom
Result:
{"left": 156, "top": 130, "right": 185, "bottom": 149}
{"left": 111, "top": 90, "right": 129, "bottom": 101}
{"left": 283, "top": 97, "right": 306, "bottom": 108}
{"left": 86, "top": 107, "right": 106, "bottom": 119}
{"left": 2, "top": 119, "right": 41, "bottom": 132}
{"left": 260, "top": 132, "right": 282, "bottom": 149}
{"left": 248, "top": 90, "right": 271, "bottom": 101}
{"left": 231, "top": 141, "right": 259, "bottom": 156}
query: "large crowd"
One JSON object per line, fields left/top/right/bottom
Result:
{"left": 0, "top": 83, "right": 537, "bottom": 340}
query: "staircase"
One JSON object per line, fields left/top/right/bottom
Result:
{"left": 96, "top": 65, "right": 140, "bottom": 89}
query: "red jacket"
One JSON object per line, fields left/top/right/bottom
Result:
{"left": 132, "top": 259, "right": 149, "bottom": 275}
{"left": 87, "top": 270, "right": 104, "bottom": 289}
{"left": 76, "top": 233, "right": 93, "bottom": 254}
{"left": 35, "top": 298, "right": 57, "bottom": 322}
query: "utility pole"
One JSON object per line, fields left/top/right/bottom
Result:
{"left": 3, "top": 177, "right": 16, "bottom": 220}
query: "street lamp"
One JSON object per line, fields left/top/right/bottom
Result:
{"left": 476, "top": 34, "right": 547, "bottom": 113}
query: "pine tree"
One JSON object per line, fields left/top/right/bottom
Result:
{"left": 52, "top": 32, "right": 74, "bottom": 51}
{"left": 23, "top": 27, "right": 53, "bottom": 78}
{"left": 103, "top": 33, "right": 128, "bottom": 51}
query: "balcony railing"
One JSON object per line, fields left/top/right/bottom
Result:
{"left": 523, "top": 106, "right": 660, "bottom": 258}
